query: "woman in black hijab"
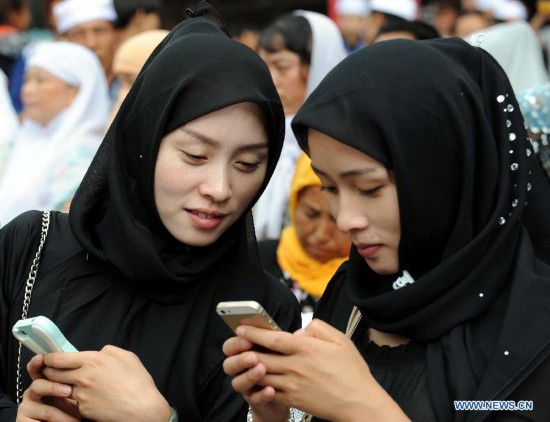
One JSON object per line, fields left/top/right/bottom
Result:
{"left": 223, "top": 37, "right": 550, "bottom": 421}
{"left": 0, "top": 2, "right": 300, "bottom": 421}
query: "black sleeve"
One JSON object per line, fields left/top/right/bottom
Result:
{"left": 0, "top": 211, "right": 44, "bottom": 421}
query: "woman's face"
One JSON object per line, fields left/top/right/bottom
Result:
{"left": 308, "top": 129, "right": 401, "bottom": 275}
{"left": 258, "top": 48, "right": 309, "bottom": 115}
{"left": 21, "top": 67, "right": 78, "bottom": 126}
{"left": 295, "top": 186, "right": 351, "bottom": 263}
{"left": 154, "top": 102, "right": 269, "bottom": 247}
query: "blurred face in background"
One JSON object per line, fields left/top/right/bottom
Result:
{"left": 295, "top": 185, "right": 351, "bottom": 263}
{"left": 258, "top": 48, "right": 309, "bottom": 115}
{"left": 22, "top": 67, "right": 78, "bottom": 126}
{"left": 338, "top": 13, "right": 366, "bottom": 47}
{"left": 65, "top": 20, "right": 117, "bottom": 79}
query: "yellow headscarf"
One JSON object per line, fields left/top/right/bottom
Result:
{"left": 276, "top": 153, "right": 348, "bottom": 298}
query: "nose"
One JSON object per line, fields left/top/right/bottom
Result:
{"left": 198, "top": 165, "right": 232, "bottom": 203}
{"left": 83, "top": 31, "right": 99, "bottom": 50}
{"left": 335, "top": 197, "right": 368, "bottom": 234}
{"left": 311, "top": 217, "right": 333, "bottom": 245}
{"left": 21, "top": 80, "right": 35, "bottom": 101}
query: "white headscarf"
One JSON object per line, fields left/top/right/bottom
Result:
{"left": 0, "top": 41, "right": 109, "bottom": 226}
{"left": 0, "top": 70, "right": 19, "bottom": 181}
{"left": 253, "top": 11, "right": 347, "bottom": 240}
{"left": 478, "top": 21, "right": 550, "bottom": 93}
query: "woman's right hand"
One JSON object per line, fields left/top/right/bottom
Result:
{"left": 222, "top": 335, "right": 290, "bottom": 422}
{"left": 17, "top": 354, "right": 80, "bottom": 422}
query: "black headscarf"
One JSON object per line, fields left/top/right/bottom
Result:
{"left": 293, "top": 38, "right": 550, "bottom": 420}
{"left": 69, "top": 1, "right": 284, "bottom": 298}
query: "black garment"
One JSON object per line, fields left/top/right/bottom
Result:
{"left": 354, "top": 319, "right": 436, "bottom": 421}
{"left": 258, "top": 239, "right": 317, "bottom": 313}
{"left": 1, "top": 2, "right": 301, "bottom": 420}
{"left": 293, "top": 37, "right": 550, "bottom": 421}
{"left": 0, "top": 212, "right": 301, "bottom": 420}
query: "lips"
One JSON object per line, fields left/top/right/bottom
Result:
{"left": 355, "top": 243, "right": 382, "bottom": 259}
{"left": 186, "top": 209, "right": 227, "bottom": 230}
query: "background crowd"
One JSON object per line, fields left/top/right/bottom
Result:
{"left": 3, "top": 0, "right": 550, "bottom": 311}
{"left": 1, "top": 0, "right": 550, "bottom": 420}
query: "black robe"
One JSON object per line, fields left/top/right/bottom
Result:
{"left": 0, "top": 211, "right": 301, "bottom": 421}
{"left": 1, "top": 2, "right": 301, "bottom": 420}
{"left": 293, "top": 37, "right": 550, "bottom": 421}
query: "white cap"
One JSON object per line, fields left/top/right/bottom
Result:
{"left": 493, "top": 0, "right": 528, "bottom": 21}
{"left": 474, "top": 0, "right": 501, "bottom": 12}
{"left": 370, "top": 0, "right": 418, "bottom": 21}
{"left": 336, "top": 0, "right": 370, "bottom": 16}
{"left": 53, "top": 0, "right": 117, "bottom": 34}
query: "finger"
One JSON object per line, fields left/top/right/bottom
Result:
{"left": 301, "top": 319, "right": 348, "bottom": 344}
{"left": 223, "top": 351, "right": 259, "bottom": 377}
{"left": 230, "top": 362, "right": 267, "bottom": 394}
{"left": 246, "top": 385, "right": 277, "bottom": 407}
{"left": 18, "top": 398, "right": 79, "bottom": 422}
{"left": 43, "top": 352, "right": 82, "bottom": 370}
{"left": 26, "top": 354, "right": 46, "bottom": 381}
{"left": 42, "top": 367, "right": 78, "bottom": 385}
{"left": 26, "top": 378, "right": 72, "bottom": 402}
{"left": 235, "top": 326, "right": 301, "bottom": 355}
{"left": 222, "top": 336, "right": 253, "bottom": 357}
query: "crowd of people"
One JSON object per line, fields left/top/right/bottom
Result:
{"left": 1, "top": 0, "right": 550, "bottom": 420}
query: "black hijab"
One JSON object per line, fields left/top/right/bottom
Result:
{"left": 69, "top": 1, "right": 284, "bottom": 297}
{"left": 293, "top": 38, "right": 550, "bottom": 420}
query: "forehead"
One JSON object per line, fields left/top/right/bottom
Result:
{"left": 65, "top": 19, "right": 114, "bottom": 34}
{"left": 26, "top": 66, "right": 65, "bottom": 82}
{"left": 308, "top": 129, "right": 384, "bottom": 174}
{"left": 258, "top": 48, "right": 301, "bottom": 64}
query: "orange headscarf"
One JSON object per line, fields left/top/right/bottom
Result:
{"left": 276, "top": 153, "right": 348, "bottom": 298}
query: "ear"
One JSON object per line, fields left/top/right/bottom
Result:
{"left": 131, "top": 9, "right": 147, "bottom": 30}
{"left": 300, "top": 63, "right": 310, "bottom": 82}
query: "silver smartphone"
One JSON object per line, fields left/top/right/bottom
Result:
{"left": 12, "top": 316, "right": 78, "bottom": 354}
{"left": 216, "top": 300, "right": 281, "bottom": 333}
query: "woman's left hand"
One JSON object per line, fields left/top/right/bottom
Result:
{"left": 42, "top": 345, "right": 170, "bottom": 422}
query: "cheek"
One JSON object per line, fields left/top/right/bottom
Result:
{"left": 234, "top": 169, "right": 266, "bottom": 210}
{"left": 294, "top": 212, "right": 314, "bottom": 238}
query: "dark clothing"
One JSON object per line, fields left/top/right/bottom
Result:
{"left": 0, "top": 211, "right": 301, "bottom": 421}
{"left": 313, "top": 262, "right": 550, "bottom": 421}
{"left": 1, "top": 3, "right": 297, "bottom": 421}
{"left": 293, "top": 37, "right": 550, "bottom": 421}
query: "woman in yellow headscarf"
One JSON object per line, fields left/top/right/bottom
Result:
{"left": 258, "top": 153, "right": 351, "bottom": 313}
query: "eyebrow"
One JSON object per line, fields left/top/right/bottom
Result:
{"left": 311, "top": 164, "right": 378, "bottom": 179}
{"left": 180, "top": 127, "right": 268, "bottom": 151}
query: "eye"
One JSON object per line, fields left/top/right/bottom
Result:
{"left": 236, "top": 161, "right": 261, "bottom": 172}
{"left": 305, "top": 210, "right": 320, "bottom": 219}
{"left": 182, "top": 151, "right": 206, "bottom": 163}
{"left": 319, "top": 185, "right": 338, "bottom": 194}
{"left": 359, "top": 186, "right": 381, "bottom": 196}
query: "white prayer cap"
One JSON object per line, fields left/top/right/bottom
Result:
{"left": 370, "top": 0, "right": 418, "bottom": 21}
{"left": 53, "top": 0, "right": 117, "bottom": 34}
{"left": 336, "top": 0, "right": 370, "bottom": 16}
{"left": 475, "top": 0, "right": 501, "bottom": 12}
{"left": 493, "top": 0, "right": 528, "bottom": 21}
{"left": 27, "top": 41, "right": 101, "bottom": 86}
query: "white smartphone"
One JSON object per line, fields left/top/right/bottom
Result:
{"left": 12, "top": 316, "right": 78, "bottom": 354}
{"left": 216, "top": 300, "right": 281, "bottom": 333}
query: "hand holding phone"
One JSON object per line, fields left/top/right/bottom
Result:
{"left": 12, "top": 316, "right": 78, "bottom": 354}
{"left": 216, "top": 300, "right": 281, "bottom": 333}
